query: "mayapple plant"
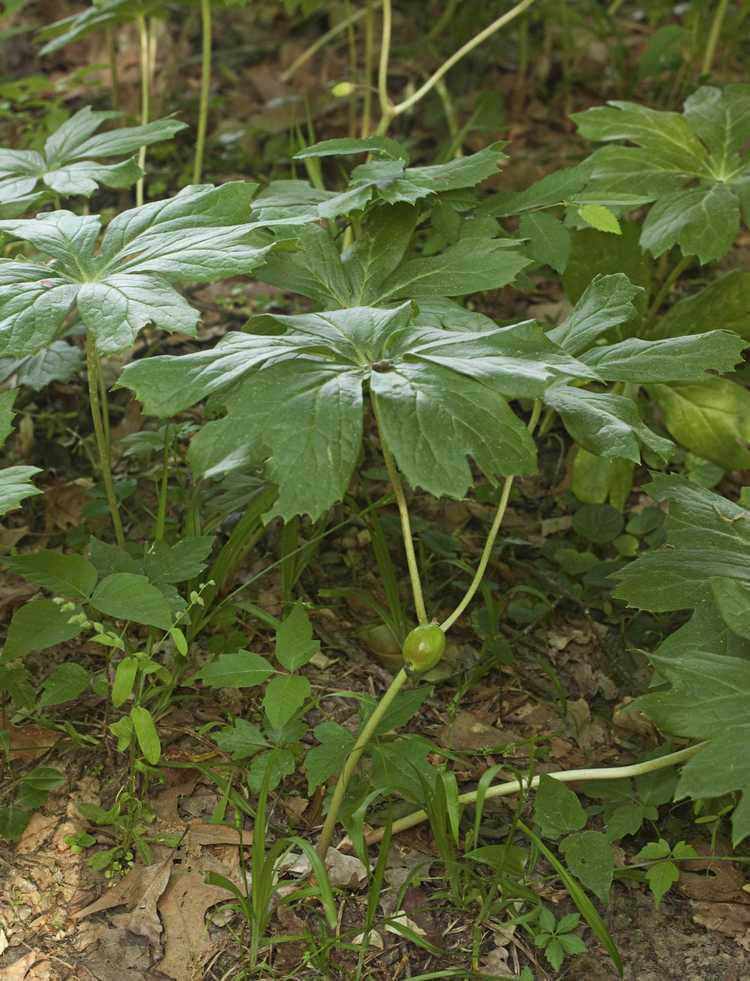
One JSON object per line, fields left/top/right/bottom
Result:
{"left": 0, "top": 181, "right": 293, "bottom": 544}
{"left": 481, "top": 83, "right": 750, "bottom": 504}
{"left": 117, "top": 138, "right": 747, "bottom": 859}
{"left": 0, "top": 106, "right": 185, "bottom": 211}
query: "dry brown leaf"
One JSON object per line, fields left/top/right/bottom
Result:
{"left": 16, "top": 813, "right": 59, "bottom": 854}
{"left": 75, "top": 856, "right": 173, "bottom": 950}
{"left": 690, "top": 902, "right": 750, "bottom": 951}
{"left": 155, "top": 869, "right": 230, "bottom": 980}
{"left": 43, "top": 480, "right": 89, "bottom": 531}
{"left": 324, "top": 848, "right": 368, "bottom": 889}
{"left": 8, "top": 725, "right": 62, "bottom": 763}
{"left": 1, "top": 949, "right": 42, "bottom": 981}
{"left": 185, "top": 821, "right": 251, "bottom": 851}
{"left": 151, "top": 773, "right": 201, "bottom": 827}
{"left": 437, "top": 710, "right": 515, "bottom": 752}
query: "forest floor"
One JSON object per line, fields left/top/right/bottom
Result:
{"left": 2, "top": 3, "right": 750, "bottom": 979}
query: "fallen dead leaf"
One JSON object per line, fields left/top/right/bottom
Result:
{"left": 155, "top": 869, "right": 230, "bottom": 980}
{"left": 17, "top": 813, "right": 59, "bottom": 854}
{"left": 1, "top": 949, "right": 42, "bottom": 981}
{"left": 75, "top": 856, "right": 173, "bottom": 949}
{"left": 437, "top": 710, "right": 515, "bottom": 752}
{"left": 324, "top": 848, "right": 368, "bottom": 889}
{"left": 8, "top": 724, "right": 62, "bottom": 763}
{"left": 185, "top": 821, "right": 251, "bottom": 853}
{"left": 385, "top": 910, "right": 428, "bottom": 941}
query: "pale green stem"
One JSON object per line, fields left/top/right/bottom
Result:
{"left": 702, "top": 0, "right": 730, "bottom": 75}
{"left": 193, "top": 0, "right": 213, "bottom": 184}
{"left": 440, "top": 400, "right": 541, "bottom": 633}
{"left": 377, "top": 0, "right": 394, "bottom": 126}
{"left": 136, "top": 14, "right": 150, "bottom": 207}
{"left": 607, "top": 0, "right": 626, "bottom": 14}
{"left": 86, "top": 335, "right": 125, "bottom": 546}
{"left": 372, "top": 395, "right": 428, "bottom": 625}
{"left": 344, "top": 0, "right": 358, "bottom": 136}
{"left": 280, "top": 4, "right": 375, "bottom": 83}
{"left": 389, "top": 0, "right": 537, "bottom": 118}
{"left": 361, "top": 0, "right": 375, "bottom": 137}
{"left": 358, "top": 743, "right": 707, "bottom": 848}
{"left": 317, "top": 667, "right": 409, "bottom": 858}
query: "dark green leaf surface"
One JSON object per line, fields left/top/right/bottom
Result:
{"left": 89, "top": 573, "right": 173, "bottom": 629}
{"left": 573, "top": 86, "right": 750, "bottom": 262}
{"left": 544, "top": 386, "right": 672, "bottom": 462}
{"left": 0, "top": 106, "right": 185, "bottom": 199}
{"left": 0, "top": 184, "right": 272, "bottom": 355}
{"left": 648, "top": 377, "right": 750, "bottom": 469}
{"left": 613, "top": 476, "right": 750, "bottom": 612}
{"left": 652, "top": 271, "right": 750, "bottom": 341}
{"left": 580, "top": 331, "right": 745, "bottom": 382}
{"left": 548, "top": 273, "right": 642, "bottom": 356}
{"left": 2, "top": 599, "right": 83, "bottom": 662}
{"left": 4, "top": 549, "right": 97, "bottom": 598}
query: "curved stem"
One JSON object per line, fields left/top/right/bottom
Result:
{"left": 390, "top": 0, "right": 536, "bottom": 118}
{"left": 440, "top": 400, "right": 541, "bottom": 634}
{"left": 136, "top": 14, "right": 151, "bottom": 207}
{"left": 280, "top": 4, "right": 374, "bottom": 83}
{"left": 86, "top": 335, "right": 125, "bottom": 546}
{"left": 358, "top": 743, "right": 707, "bottom": 848}
{"left": 377, "top": 0, "right": 394, "bottom": 121}
{"left": 702, "top": 0, "right": 730, "bottom": 76}
{"left": 361, "top": 0, "right": 375, "bottom": 137}
{"left": 607, "top": 0, "right": 626, "bottom": 13}
{"left": 193, "top": 0, "right": 213, "bottom": 184}
{"left": 317, "top": 667, "right": 409, "bottom": 858}
{"left": 372, "top": 395, "right": 428, "bottom": 625}
{"left": 642, "top": 253, "right": 694, "bottom": 335}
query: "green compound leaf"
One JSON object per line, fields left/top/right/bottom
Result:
{"left": 548, "top": 273, "right": 642, "bottom": 356}
{"left": 0, "top": 105, "right": 185, "bottom": 200}
{"left": 275, "top": 604, "right": 320, "bottom": 672}
{"left": 573, "top": 85, "right": 750, "bottom": 262}
{"left": 39, "top": 662, "right": 90, "bottom": 707}
{"left": 0, "top": 183, "right": 274, "bottom": 356}
{"left": 560, "top": 831, "right": 614, "bottom": 903}
{"left": 613, "top": 475, "right": 750, "bottom": 613}
{"left": 633, "top": 655, "right": 750, "bottom": 846}
{"left": 544, "top": 386, "right": 673, "bottom": 463}
{"left": 304, "top": 721, "right": 356, "bottom": 796}
{"left": 580, "top": 331, "right": 746, "bottom": 382}
{"left": 0, "top": 466, "right": 41, "bottom": 517}
{"left": 519, "top": 211, "right": 571, "bottom": 273}
{"left": 533, "top": 775, "right": 587, "bottom": 839}
{"left": 122, "top": 301, "right": 581, "bottom": 520}
{"left": 213, "top": 719, "right": 269, "bottom": 761}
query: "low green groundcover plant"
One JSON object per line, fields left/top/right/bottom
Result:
{"left": 1, "top": 80, "right": 750, "bottom": 972}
